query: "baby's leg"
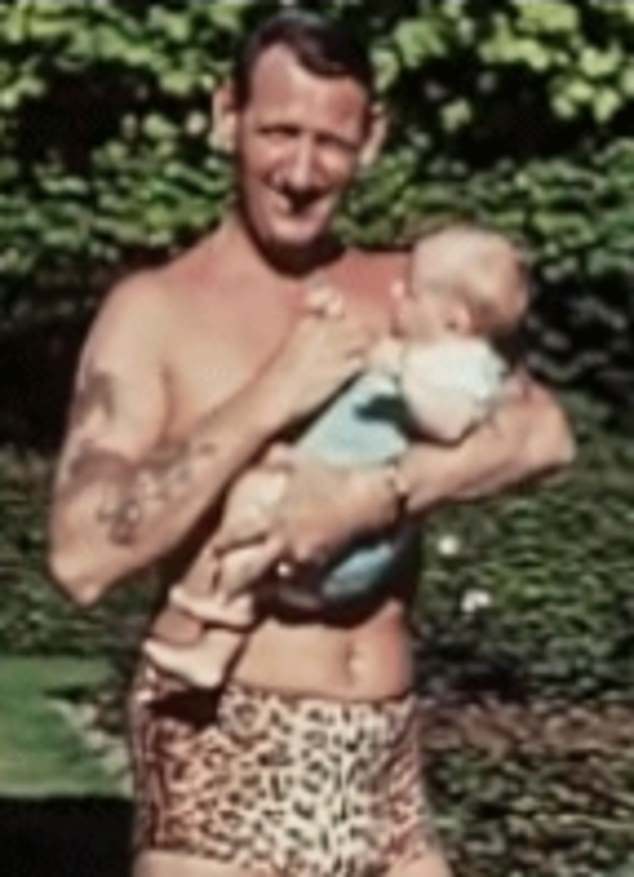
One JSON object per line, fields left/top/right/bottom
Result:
{"left": 143, "top": 540, "right": 230, "bottom": 687}
{"left": 144, "top": 465, "right": 288, "bottom": 687}
{"left": 143, "top": 626, "right": 248, "bottom": 690}
{"left": 144, "top": 534, "right": 284, "bottom": 688}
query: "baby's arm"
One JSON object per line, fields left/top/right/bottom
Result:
{"left": 143, "top": 465, "right": 288, "bottom": 688}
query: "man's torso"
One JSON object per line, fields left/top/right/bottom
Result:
{"left": 147, "top": 228, "right": 416, "bottom": 700}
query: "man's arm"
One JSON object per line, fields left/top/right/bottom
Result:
{"left": 262, "top": 375, "right": 575, "bottom": 566}
{"left": 394, "top": 375, "right": 575, "bottom": 514}
{"left": 48, "top": 277, "right": 370, "bottom": 606}
{"left": 48, "top": 277, "right": 282, "bottom": 606}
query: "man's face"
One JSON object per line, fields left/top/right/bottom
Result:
{"left": 234, "top": 45, "right": 370, "bottom": 256}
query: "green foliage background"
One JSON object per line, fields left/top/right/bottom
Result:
{"left": 1, "top": 2, "right": 633, "bottom": 875}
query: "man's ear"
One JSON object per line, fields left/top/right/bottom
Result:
{"left": 211, "top": 82, "right": 239, "bottom": 153}
{"left": 359, "top": 103, "right": 389, "bottom": 169}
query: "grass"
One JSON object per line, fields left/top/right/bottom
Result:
{"left": 0, "top": 656, "right": 122, "bottom": 797}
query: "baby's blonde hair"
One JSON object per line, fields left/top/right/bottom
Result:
{"left": 410, "top": 222, "right": 530, "bottom": 339}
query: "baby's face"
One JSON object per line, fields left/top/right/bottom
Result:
{"left": 392, "top": 280, "right": 456, "bottom": 343}
{"left": 393, "top": 233, "right": 526, "bottom": 344}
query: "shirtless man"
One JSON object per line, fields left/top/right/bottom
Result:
{"left": 48, "top": 12, "right": 574, "bottom": 877}
{"left": 143, "top": 225, "right": 531, "bottom": 688}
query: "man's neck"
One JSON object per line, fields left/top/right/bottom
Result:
{"left": 221, "top": 210, "right": 344, "bottom": 281}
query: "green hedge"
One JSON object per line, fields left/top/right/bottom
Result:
{"left": 427, "top": 700, "right": 634, "bottom": 876}
{"left": 419, "top": 394, "right": 634, "bottom": 704}
{"left": 1, "top": 0, "right": 634, "bottom": 404}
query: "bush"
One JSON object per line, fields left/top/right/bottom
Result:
{"left": 426, "top": 699, "right": 634, "bottom": 876}
{"left": 418, "top": 395, "right": 634, "bottom": 704}
{"left": 1, "top": 0, "right": 634, "bottom": 407}
{"left": 0, "top": 447, "right": 157, "bottom": 657}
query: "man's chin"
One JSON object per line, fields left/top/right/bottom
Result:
{"left": 240, "top": 204, "right": 338, "bottom": 271}
{"left": 258, "top": 221, "right": 334, "bottom": 266}
{"left": 268, "top": 215, "right": 329, "bottom": 249}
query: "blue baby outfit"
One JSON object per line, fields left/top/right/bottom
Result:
{"left": 296, "top": 371, "right": 417, "bottom": 605}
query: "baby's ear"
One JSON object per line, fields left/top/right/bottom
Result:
{"left": 447, "top": 300, "right": 475, "bottom": 336}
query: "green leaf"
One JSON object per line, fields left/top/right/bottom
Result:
{"left": 393, "top": 18, "right": 446, "bottom": 68}
{"left": 512, "top": 0, "right": 580, "bottom": 35}
{"left": 372, "top": 46, "right": 401, "bottom": 92}
{"left": 142, "top": 113, "right": 178, "bottom": 141}
{"left": 619, "top": 66, "right": 634, "bottom": 98}
{"left": 440, "top": 98, "right": 473, "bottom": 133}
{"left": 592, "top": 87, "right": 622, "bottom": 122}
{"left": 579, "top": 45, "right": 622, "bottom": 80}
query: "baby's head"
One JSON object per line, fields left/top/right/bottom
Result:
{"left": 394, "top": 224, "right": 530, "bottom": 348}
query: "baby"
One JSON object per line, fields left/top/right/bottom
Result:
{"left": 144, "top": 224, "right": 529, "bottom": 687}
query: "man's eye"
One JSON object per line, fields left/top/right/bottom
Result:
{"left": 317, "top": 134, "right": 354, "bottom": 155}
{"left": 261, "top": 125, "right": 297, "bottom": 139}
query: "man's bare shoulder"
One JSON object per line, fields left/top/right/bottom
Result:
{"left": 93, "top": 232, "right": 221, "bottom": 332}
{"left": 160, "top": 233, "right": 220, "bottom": 294}
{"left": 84, "top": 268, "right": 172, "bottom": 357}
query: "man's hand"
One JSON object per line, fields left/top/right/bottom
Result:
{"left": 396, "top": 375, "right": 575, "bottom": 514}
{"left": 260, "top": 285, "right": 374, "bottom": 426}
{"left": 214, "top": 446, "right": 397, "bottom": 573}
{"left": 215, "top": 378, "right": 574, "bottom": 581}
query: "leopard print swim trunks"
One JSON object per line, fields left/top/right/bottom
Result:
{"left": 128, "top": 660, "right": 442, "bottom": 876}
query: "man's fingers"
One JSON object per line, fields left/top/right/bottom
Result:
{"left": 169, "top": 583, "right": 217, "bottom": 616}
{"left": 169, "top": 583, "right": 254, "bottom": 626}
{"left": 304, "top": 280, "right": 345, "bottom": 318}
{"left": 252, "top": 533, "right": 286, "bottom": 571}
{"left": 213, "top": 516, "right": 274, "bottom": 553}
{"left": 218, "top": 534, "right": 286, "bottom": 597}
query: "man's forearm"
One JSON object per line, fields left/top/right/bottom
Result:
{"left": 49, "top": 377, "right": 281, "bottom": 605}
{"left": 344, "top": 381, "right": 575, "bottom": 537}
{"left": 398, "top": 381, "right": 575, "bottom": 514}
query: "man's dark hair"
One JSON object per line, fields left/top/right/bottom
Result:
{"left": 233, "top": 11, "right": 374, "bottom": 108}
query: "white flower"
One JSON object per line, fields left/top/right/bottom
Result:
{"left": 461, "top": 589, "right": 492, "bottom": 615}
{"left": 185, "top": 111, "right": 208, "bottom": 137}
{"left": 437, "top": 533, "right": 461, "bottom": 558}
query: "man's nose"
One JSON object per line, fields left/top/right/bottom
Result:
{"left": 285, "top": 136, "right": 319, "bottom": 191}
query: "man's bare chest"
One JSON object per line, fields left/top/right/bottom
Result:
{"left": 161, "top": 299, "right": 289, "bottom": 436}
{"left": 160, "top": 271, "right": 393, "bottom": 438}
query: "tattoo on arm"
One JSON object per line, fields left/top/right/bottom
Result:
{"left": 57, "top": 369, "right": 217, "bottom": 547}
{"left": 96, "top": 437, "right": 217, "bottom": 546}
